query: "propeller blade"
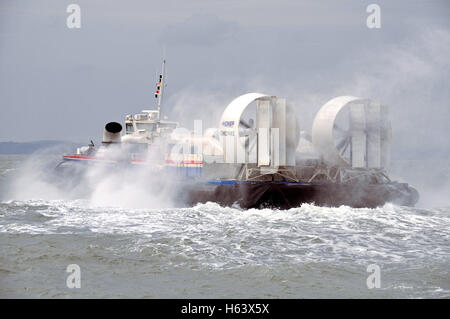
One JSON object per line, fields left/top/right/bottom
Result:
{"left": 240, "top": 120, "right": 251, "bottom": 129}
{"left": 336, "top": 136, "right": 350, "bottom": 151}
{"left": 340, "top": 137, "right": 350, "bottom": 155}
{"left": 247, "top": 135, "right": 257, "bottom": 152}
{"left": 334, "top": 124, "right": 351, "bottom": 138}
{"left": 333, "top": 124, "right": 347, "bottom": 133}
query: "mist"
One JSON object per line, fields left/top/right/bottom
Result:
{"left": 3, "top": 144, "right": 185, "bottom": 209}
{"left": 1, "top": 1, "right": 449, "bottom": 208}
{"left": 164, "top": 25, "right": 450, "bottom": 208}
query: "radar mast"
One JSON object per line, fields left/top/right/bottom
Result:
{"left": 154, "top": 59, "right": 166, "bottom": 121}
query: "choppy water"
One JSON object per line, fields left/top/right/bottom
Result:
{"left": 0, "top": 155, "right": 449, "bottom": 298}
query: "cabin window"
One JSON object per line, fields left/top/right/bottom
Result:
{"left": 136, "top": 123, "right": 156, "bottom": 132}
{"left": 126, "top": 124, "right": 133, "bottom": 133}
{"left": 160, "top": 123, "right": 177, "bottom": 131}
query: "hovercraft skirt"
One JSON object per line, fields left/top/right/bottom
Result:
{"left": 186, "top": 181, "right": 419, "bottom": 209}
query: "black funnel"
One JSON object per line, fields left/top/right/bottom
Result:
{"left": 105, "top": 122, "right": 122, "bottom": 134}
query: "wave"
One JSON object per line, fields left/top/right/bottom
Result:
{"left": 1, "top": 199, "right": 449, "bottom": 269}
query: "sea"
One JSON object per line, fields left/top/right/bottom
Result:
{"left": 0, "top": 154, "right": 449, "bottom": 298}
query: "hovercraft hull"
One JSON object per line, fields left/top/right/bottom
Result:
{"left": 56, "top": 158, "right": 419, "bottom": 209}
{"left": 186, "top": 180, "right": 419, "bottom": 209}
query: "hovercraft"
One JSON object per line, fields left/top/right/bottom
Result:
{"left": 57, "top": 60, "right": 419, "bottom": 209}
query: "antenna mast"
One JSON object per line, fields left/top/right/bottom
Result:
{"left": 155, "top": 59, "right": 166, "bottom": 121}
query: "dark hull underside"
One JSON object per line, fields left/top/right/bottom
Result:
{"left": 185, "top": 182, "right": 419, "bottom": 209}
{"left": 55, "top": 161, "right": 419, "bottom": 209}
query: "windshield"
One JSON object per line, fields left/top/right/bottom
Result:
{"left": 136, "top": 123, "right": 156, "bottom": 132}
{"left": 159, "top": 123, "right": 177, "bottom": 131}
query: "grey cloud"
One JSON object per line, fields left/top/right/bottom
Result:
{"left": 160, "top": 14, "right": 238, "bottom": 46}
{"left": 0, "top": 0, "right": 449, "bottom": 163}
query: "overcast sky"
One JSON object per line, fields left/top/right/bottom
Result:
{"left": 1, "top": 0, "right": 449, "bottom": 159}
